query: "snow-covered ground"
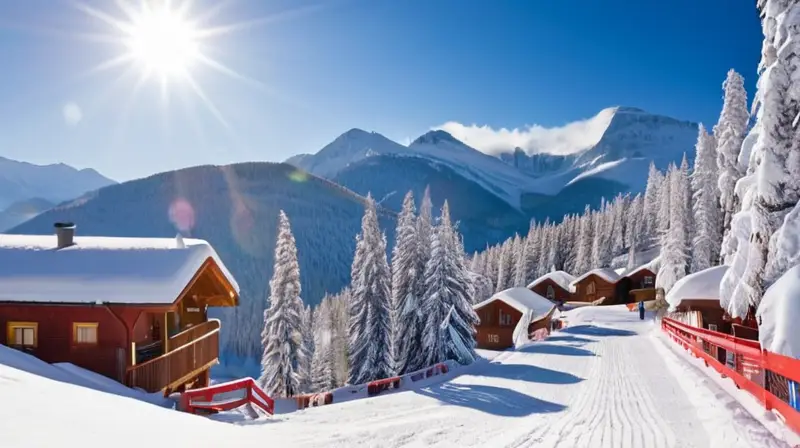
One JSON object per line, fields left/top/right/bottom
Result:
{"left": 1, "top": 305, "right": 795, "bottom": 447}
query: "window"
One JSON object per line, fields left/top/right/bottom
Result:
{"left": 7, "top": 322, "right": 37, "bottom": 348}
{"left": 587, "top": 282, "right": 596, "bottom": 295}
{"left": 499, "top": 310, "right": 513, "bottom": 326}
{"left": 73, "top": 323, "right": 98, "bottom": 344}
{"left": 644, "top": 276, "right": 655, "bottom": 287}
{"left": 546, "top": 285, "right": 556, "bottom": 300}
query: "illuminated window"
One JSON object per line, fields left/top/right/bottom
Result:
{"left": 73, "top": 323, "right": 98, "bottom": 344}
{"left": 7, "top": 322, "right": 37, "bottom": 347}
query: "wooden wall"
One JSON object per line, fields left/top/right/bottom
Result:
{"left": 627, "top": 269, "right": 657, "bottom": 290}
{"left": 474, "top": 300, "right": 522, "bottom": 350}
{"left": 572, "top": 274, "right": 616, "bottom": 303}
{"left": 530, "top": 279, "right": 571, "bottom": 303}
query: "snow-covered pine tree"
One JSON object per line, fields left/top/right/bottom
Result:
{"left": 299, "top": 305, "right": 313, "bottom": 393}
{"left": 715, "top": 69, "right": 750, "bottom": 241}
{"left": 732, "top": 0, "right": 800, "bottom": 316}
{"left": 510, "top": 234, "right": 524, "bottom": 286}
{"left": 390, "top": 191, "right": 422, "bottom": 375}
{"left": 690, "top": 125, "right": 721, "bottom": 273}
{"left": 627, "top": 195, "right": 643, "bottom": 270}
{"left": 680, "top": 154, "right": 694, "bottom": 253}
{"left": 524, "top": 222, "right": 541, "bottom": 283}
{"left": 496, "top": 240, "right": 514, "bottom": 292}
{"left": 550, "top": 222, "right": 567, "bottom": 271}
{"left": 421, "top": 201, "right": 479, "bottom": 366}
{"left": 657, "top": 164, "right": 674, "bottom": 239}
{"left": 514, "top": 233, "right": 530, "bottom": 287}
{"left": 258, "top": 210, "right": 308, "bottom": 398}
{"left": 642, "top": 162, "right": 663, "bottom": 245}
{"left": 575, "top": 206, "right": 594, "bottom": 274}
{"left": 310, "top": 296, "right": 337, "bottom": 392}
{"left": 657, "top": 165, "right": 691, "bottom": 292}
{"left": 537, "top": 220, "right": 553, "bottom": 277}
{"left": 347, "top": 195, "right": 393, "bottom": 385}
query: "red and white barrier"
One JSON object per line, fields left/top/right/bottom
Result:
{"left": 662, "top": 317, "right": 800, "bottom": 435}
{"left": 179, "top": 377, "right": 274, "bottom": 416}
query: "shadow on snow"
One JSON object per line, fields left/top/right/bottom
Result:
{"left": 560, "top": 325, "right": 637, "bottom": 337}
{"left": 416, "top": 382, "right": 566, "bottom": 417}
{"left": 518, "top": 343, "right": 596, "bottom": 357}
{"left": 476, "top": 363, "right": 584, "bottom": 385}
{"left": 544, "top": 335, "right": 596, "bottom": 345}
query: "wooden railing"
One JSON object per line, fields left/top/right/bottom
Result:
{"left": 168, "top": 319, "right": 220, "bottom": 353}
{"left": 662, "top": 317, "right": 800, "bottom": 434}
{"left": 127, "top": 322, "right": 220, "bottom": 393}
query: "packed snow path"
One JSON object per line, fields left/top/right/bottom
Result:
{"left": 241, "top": 306, "right": 789, "bottom": 447}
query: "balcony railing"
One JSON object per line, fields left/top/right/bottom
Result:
{"left": 127, "top": 320, "right": 220, "bottom": 393}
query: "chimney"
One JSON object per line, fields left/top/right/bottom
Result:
{"left": 54, "top": 222, "right": 76, "bottom": 249}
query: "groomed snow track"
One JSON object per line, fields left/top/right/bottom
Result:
{"left": 242, "top": 306, "right": 793, "bottom": 447}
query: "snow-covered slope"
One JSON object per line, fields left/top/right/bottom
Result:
{"left": 0, "top": 156, "right": 115, "bottom": 209}
{"left": 9, "top": 162, "right": 396, "bottom": 367}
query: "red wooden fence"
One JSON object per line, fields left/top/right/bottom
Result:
{"left": 662, "top": 317, "right": 800, "bottom": 434}
{"left": 179, "top": 377, "right": 274, "bottom": 416}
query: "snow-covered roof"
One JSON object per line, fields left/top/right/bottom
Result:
{"left": 757, "top": 265, "right": 800, "bottom": 358}
{"left": 474, "top": 287, "right": 555, "bottom": 322}
{"left": 526, "top": 271, "right": 576, "bottom": 293}
{"left": 624, "top": 263, "right": 657, "bottom": 278}
{"left": 570, "top": 268, "right": 621, "bottom": 286}
{"left": 0, "top": 234, "right": 239, "bottom": 305}
{"left": 665, "top": 265, "right": 728, "bottom": 310}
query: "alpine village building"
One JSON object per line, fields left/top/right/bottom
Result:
{"left": 473, "top": 287, "right": 557, "bottom": 350}
{"left": 0, "top": 223, "right": 239, "bottom": 395}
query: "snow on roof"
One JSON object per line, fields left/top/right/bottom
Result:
{"left": 0, "top": 234, "right": 239, "bottom": 305}
{"left": 624, "top": 263, "right": 657, "bottom": 278}
{"left": 570, "top": 268, "right": 621, "bottom": 286}
{"left": 526, "top": 271, "right": 576, "bottom": 293}
{"left": 665, "top": 265, "right": 728, "bottom": 310}
{"left": 757, "top": 265, "right": 800, "bottom": 358}
{"left": 474, "top": 287, "right": 555, "bottom": 322}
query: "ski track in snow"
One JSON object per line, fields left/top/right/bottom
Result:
{"left": 235, "top": 306, "right": 790, "bottom": 447}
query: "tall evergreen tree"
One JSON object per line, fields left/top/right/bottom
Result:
{"left": 642, "top": 162, "right": 663, "bottom": 245}
{"left": 390, "top": 191, "right": 422, "bottom": 375}
{"left": 575, "top": 206, "right": 593, "bottom": 274}
{"left": 347, "top": 196, "right": 393, "bottom": 385}
{"left": 690, "top": 125, "right": 722, "bottom": 272}
{"left": 421, "top": 202, "right": 478, "bottom": 366}
{"left": 715, "top": 69, "right": 750, "bottom": 242}
{"left": 657, "top": 165, "right": 691, "bottom": 292}
{"left": 258, "top": 210, "right": 308, "bottom": 398}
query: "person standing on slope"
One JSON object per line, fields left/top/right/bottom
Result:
{"left": 638, "top": 300, "right": 645, "bottom": 320}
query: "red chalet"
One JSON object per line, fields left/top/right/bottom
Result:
{"left": 0, "top": 223, "right": 239, "bottom": 395}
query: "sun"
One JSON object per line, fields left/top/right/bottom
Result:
{"left": 125, "top": 7, "right": 199, "bottom": 77}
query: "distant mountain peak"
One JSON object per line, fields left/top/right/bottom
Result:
{"left": 411, "top": 130, "right": 462, "bottom": 147}
{"left": 612, "top": 106, "right": 648, "bottom": 114}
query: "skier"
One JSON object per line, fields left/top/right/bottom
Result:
{"left": 638, "top": 300, "right": 645, "bottom": 320}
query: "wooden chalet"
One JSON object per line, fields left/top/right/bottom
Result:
{"left": 0, "top": 223, "right": 239, "bottom": 395}
{"left": 473, "top": 287, "right": 557, "bottom": 350}
{"left": 569, "top": 268, "right": 622, "bottom": 304}
{"left": 526, "top": 271, "right": 575, "bottom": 304}
{"left": 620, "top": 265, "right": 657, "bottom": 303}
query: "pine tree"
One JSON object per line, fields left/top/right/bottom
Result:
{"left": 496, "top": 240, "right": 514, "bottom": 291}
{"left": 690, "top": 125, "right": 721, "bottom": 273}
{"left": 258, "top": 210, "right": 308, "bottom": 398}
{"left": 537, "top": 220, "right": 553, "bottom": 277}
{"left": 642, "top": 162, "right": 663, "bottom": 246}
{"left": 657, "top": 164, "right": 674, "bottom": 240}
{"left": 524, "top": 222, "right": 541, "bottom": 283}
{"left": 347, "top": 196, "right": 393, "bottom": 385}
{"left": 511, "top": 234, "right": 524, "bottom": 286}
{"left": 421, "top": 202, "right": 478, "bottom": 366}
{"left": 575, "top": 206, "right": 593, "bottom": 274}
{"left": 715, "top": 69, "right": 750, "bottom": 242}
{"left": 657, "top": 166, "right": 691, "bottom": 292}
{"left": 390, "top": 191, "right": 422, "bottom": 375}
{"left": 627, "top": 195, "right": 643, "bottom": 270}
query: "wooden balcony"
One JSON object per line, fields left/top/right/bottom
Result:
{"left": 126, "top": 319, "right": 221, "bottom": 394}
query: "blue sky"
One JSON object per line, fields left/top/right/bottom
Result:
{"left": 0, "top": 0, "right": 762, "bottom": 181}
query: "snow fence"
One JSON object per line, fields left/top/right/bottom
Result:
{"left": 294, "top": 361, "right": 455, "bottom": 411}
{"left": 662, "top": 317, "right": 800, "bottom": 435}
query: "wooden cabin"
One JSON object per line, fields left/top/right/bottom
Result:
{"left": 526, "top": 271, "right": 575, "bottom": 304}
{"left": 0, "top": 223, "right": 239, "bottom": 395}
{"left": 569, "top": 269, "right": 621, "bottom": 303}
{"left": 622, "top": 266, "right": 657, "bottom": 303}
{"left": 473, "top": 287, "right": 557, "bottom": 350}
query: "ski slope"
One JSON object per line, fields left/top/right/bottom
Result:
{"left": 1, "top": 305, "right": 795, "bottom": 448}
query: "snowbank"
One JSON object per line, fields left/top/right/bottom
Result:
{"left": 526, "top": 270, "right": 576, "bottom": 293}
{"left": 0, "top": 234, "right": 239, "bottom": 304}
{"left": 666, "top": 265, "right": 729, "bottom": 310}
{"left": 757, "top": 265, "right": 800, "bottom": 358}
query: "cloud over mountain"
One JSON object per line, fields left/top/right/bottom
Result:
{"left": 436, "top": 107, "right": 617, "bottom": 156}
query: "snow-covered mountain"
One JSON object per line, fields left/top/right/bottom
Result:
{"left": 0, "top": 197, "right": 54, "bottom": 232}
{"left": 10, "top": 162, "right": 396, "bottom": 365}
{"left": 0, "top": 156, "right": 116, "bottom": 209}
{"left": 287, "top": 107, "right": 698, "bottom": 216}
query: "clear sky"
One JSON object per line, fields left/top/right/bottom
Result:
{"left": 0, "top": 0, "right": 762, "bottom": 182}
